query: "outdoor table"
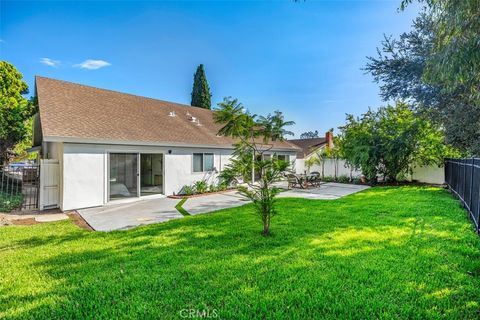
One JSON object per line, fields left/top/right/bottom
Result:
{"left": 294, "top": 174, "right": 314, "bottom": 189}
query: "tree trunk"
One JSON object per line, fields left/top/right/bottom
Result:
{"left": 262, "top": 213, "right": 270, "bottom": 236}
{"left": 262, "top": 221, "right": 270, "bottom": 236}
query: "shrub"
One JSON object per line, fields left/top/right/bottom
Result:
{"left": 0, "top": 192, "right": 23, "bottom": 212}
{"left": 352, "top": 177, "right": 363, "bottom": 184}
{"left": 194, "top": 180, "right": 208, "bottom": 194}
{"left": 208, "top": 184, "right": 218, "bottom": 193}
{"left": 180, "top": 180, "right": 233, "bottom": 196}
{"left": 218, "top": 167, "right": 238, "bottom": 186}
{"left": 337, "top": 175, "right": 350, "bottom": 183}
{"left": 217, "top": 182, "right": 228, "bottom": 191}
{"left": 322, "top": 176, "right": 335, "bottom": 182}
{"left": 180, "top": 185, "right": 195, "bottom": 196}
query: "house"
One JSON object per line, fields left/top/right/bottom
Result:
{"left": 32, "top": 76, "right": 300, "bottom": 210}
{"left": 289, "top": 132, "right": 334, "bottom": 174}
{"left": 289, "top": 132, "right": 333, "bottom": 160}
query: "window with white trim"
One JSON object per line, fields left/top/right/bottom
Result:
{"left": 193, "top": 153, "right": 214, "bottom": 172}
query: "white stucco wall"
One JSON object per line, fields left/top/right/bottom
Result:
{"left": 57, "top": 142, "right": 297, "bottom": 210}
{"left": 162, "top": 148, "right": 234, "bottom": 196}
{"left": 62, "top": 144, "right": 105, "bottom": 210}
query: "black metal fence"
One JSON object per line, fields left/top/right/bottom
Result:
{"left": 0, "top": 164, "right": 39, "bottom": 212}
{"left": 445, "top": 158, "right": 480, "bottom": 234}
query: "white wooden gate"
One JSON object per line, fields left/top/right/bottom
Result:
{"left": 39, "top": 159, "right": 60, "bottom": 210}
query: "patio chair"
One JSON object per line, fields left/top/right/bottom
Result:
{"left": 307, "top": 172, "right": 321, "bottom": 188}
{"left": 286, "top": 173, "right": 302, "bottom": 189}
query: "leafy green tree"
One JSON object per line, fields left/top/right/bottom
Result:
{"left": 366, "top": 2, "right": 480, "bottom": 155}
{"left": 214, "top": 97, "right": 294, "bottom": 236}
{"left": 338, "top": 102, "right": 458, "bottom": 183}
{"left": 401, "top": 0, "right": 480, "bottom": 98}
{"left": 0, "top": 61, "right": 36, "bottom": 164}
{"left": 191, "top": 64, "right": 212, "bottom": 109}
{"left": 300, "top": 130, "right": 319, "bottom": 139}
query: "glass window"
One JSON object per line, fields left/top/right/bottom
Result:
{"left": 109, "top": 153, "right": 138, "bottom": 200}
{"left": 193, "top": 153, "right": 203, "bottom": 172}
{"left": 204, "top": 153, "right": 214, "bottom": 171}
{"left": 277, "top": 155, "right": 290, "bottom": 162}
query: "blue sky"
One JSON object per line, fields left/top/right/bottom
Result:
{"left": 1, "top": 1, "right": 419, "bottom": 137}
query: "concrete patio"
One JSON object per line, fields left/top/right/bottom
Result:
{"left": 78, "top": 182, "right": 369, "bottom": 231}
{"left": 278, "top": 182, "right": 369, "bottom": 199}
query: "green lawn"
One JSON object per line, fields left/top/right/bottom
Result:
{"left": 1, "top": 187, "right": 479, "bottom": 319}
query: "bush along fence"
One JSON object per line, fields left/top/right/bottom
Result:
{"left": 0, "top": 164, "right": 39, "bottom": 212}
{"left": 0, "top": 165, "right": 24, "bottom": 212}
{"left": 445, "top": 158, "right": 480, "bottom": 234}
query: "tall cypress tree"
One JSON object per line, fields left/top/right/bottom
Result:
{"left": 191, "top": 64, "right": 212, "bottom": 109}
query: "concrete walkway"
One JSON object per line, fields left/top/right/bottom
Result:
{"left": 78, "top": 183, "right": 369, "bottom": 231}
{"left": 0, "top": 212, "right": 69, "bottom": 226}
{"left": 78, "top": 191, "right": 249, "bottom": 231}
{"left": 183, "top": 191, "right": 250, "bottom": 215}
{"left": 78, "top": 197, "right": 182, "bottom": 231}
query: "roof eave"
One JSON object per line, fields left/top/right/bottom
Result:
{"left": 42, "top": 136, "right": 299, "bottom": 152}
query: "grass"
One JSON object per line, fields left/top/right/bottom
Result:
{"left": 0, "top": 186, "right": 479, "bottom": 319}
{"left": 175, "top": 197, "right": 190, "bottom": 216}
{"left": 0, "top": 191, "right": 23, "bottom": 212}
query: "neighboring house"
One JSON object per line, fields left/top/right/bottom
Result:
{"left": 289, "top": 132, "right": 333, "bottom": 174}
{"left": 289, "top": 132, "right": 333, "bottom": 160}
{"left": 32, "top": 77, "right": 299, "bottom": 210}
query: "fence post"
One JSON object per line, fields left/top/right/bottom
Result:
{"left": 469, "top": 158, "right": 474, "bottom": 211}
{"left": 477, "top": 158, "right": 480, "bottom": 234}
{"left": 444, "top": 159, "right": 447, "bottom": 185}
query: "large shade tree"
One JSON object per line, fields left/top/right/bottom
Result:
{"left": 366, "top": 1, "right": 480, "bottom": 155}
{"left": 214, "top": 97, "right": 294, "bottom": 236}
{"left": 0, "top": 61, "right": 36, "bottom": 164}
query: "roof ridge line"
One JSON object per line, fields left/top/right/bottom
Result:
{"left": 35, "top": 75, "right": 212, "bottom": 112}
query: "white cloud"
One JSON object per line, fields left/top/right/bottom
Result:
{"left": 40, "top": 58, "right": 60, "bottom": 67}
{"left": 75, "top": 59, "right": 111, "bottom": 70}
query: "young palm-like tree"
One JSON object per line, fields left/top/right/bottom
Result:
{"left": 214, "top": 97, "right": 294, "bottom": 236}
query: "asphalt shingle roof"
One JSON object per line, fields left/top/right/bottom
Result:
{"left": 288, "top": 138, "right": 327, "bottom": 158}
{"left": 35, "top": 76, "right": 299, "bottom": 151}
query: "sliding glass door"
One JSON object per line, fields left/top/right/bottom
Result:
{"left": 109, "top": 153, "right": 164, "bottom": 201}
{"left": 109, "top": 153, "right": 138, "bottom": 200}
{"left": 140, "top": 154, "right": 163, "bottom": 196}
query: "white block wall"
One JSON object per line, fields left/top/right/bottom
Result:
{"left": 408, "top": 165, "right": 445, "bottom": 185}
{"left": 298, "top": 158, "right": 445, "bottom": 185}
{"left": 298, "top": 158, "right": 362, "bottom": 178}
